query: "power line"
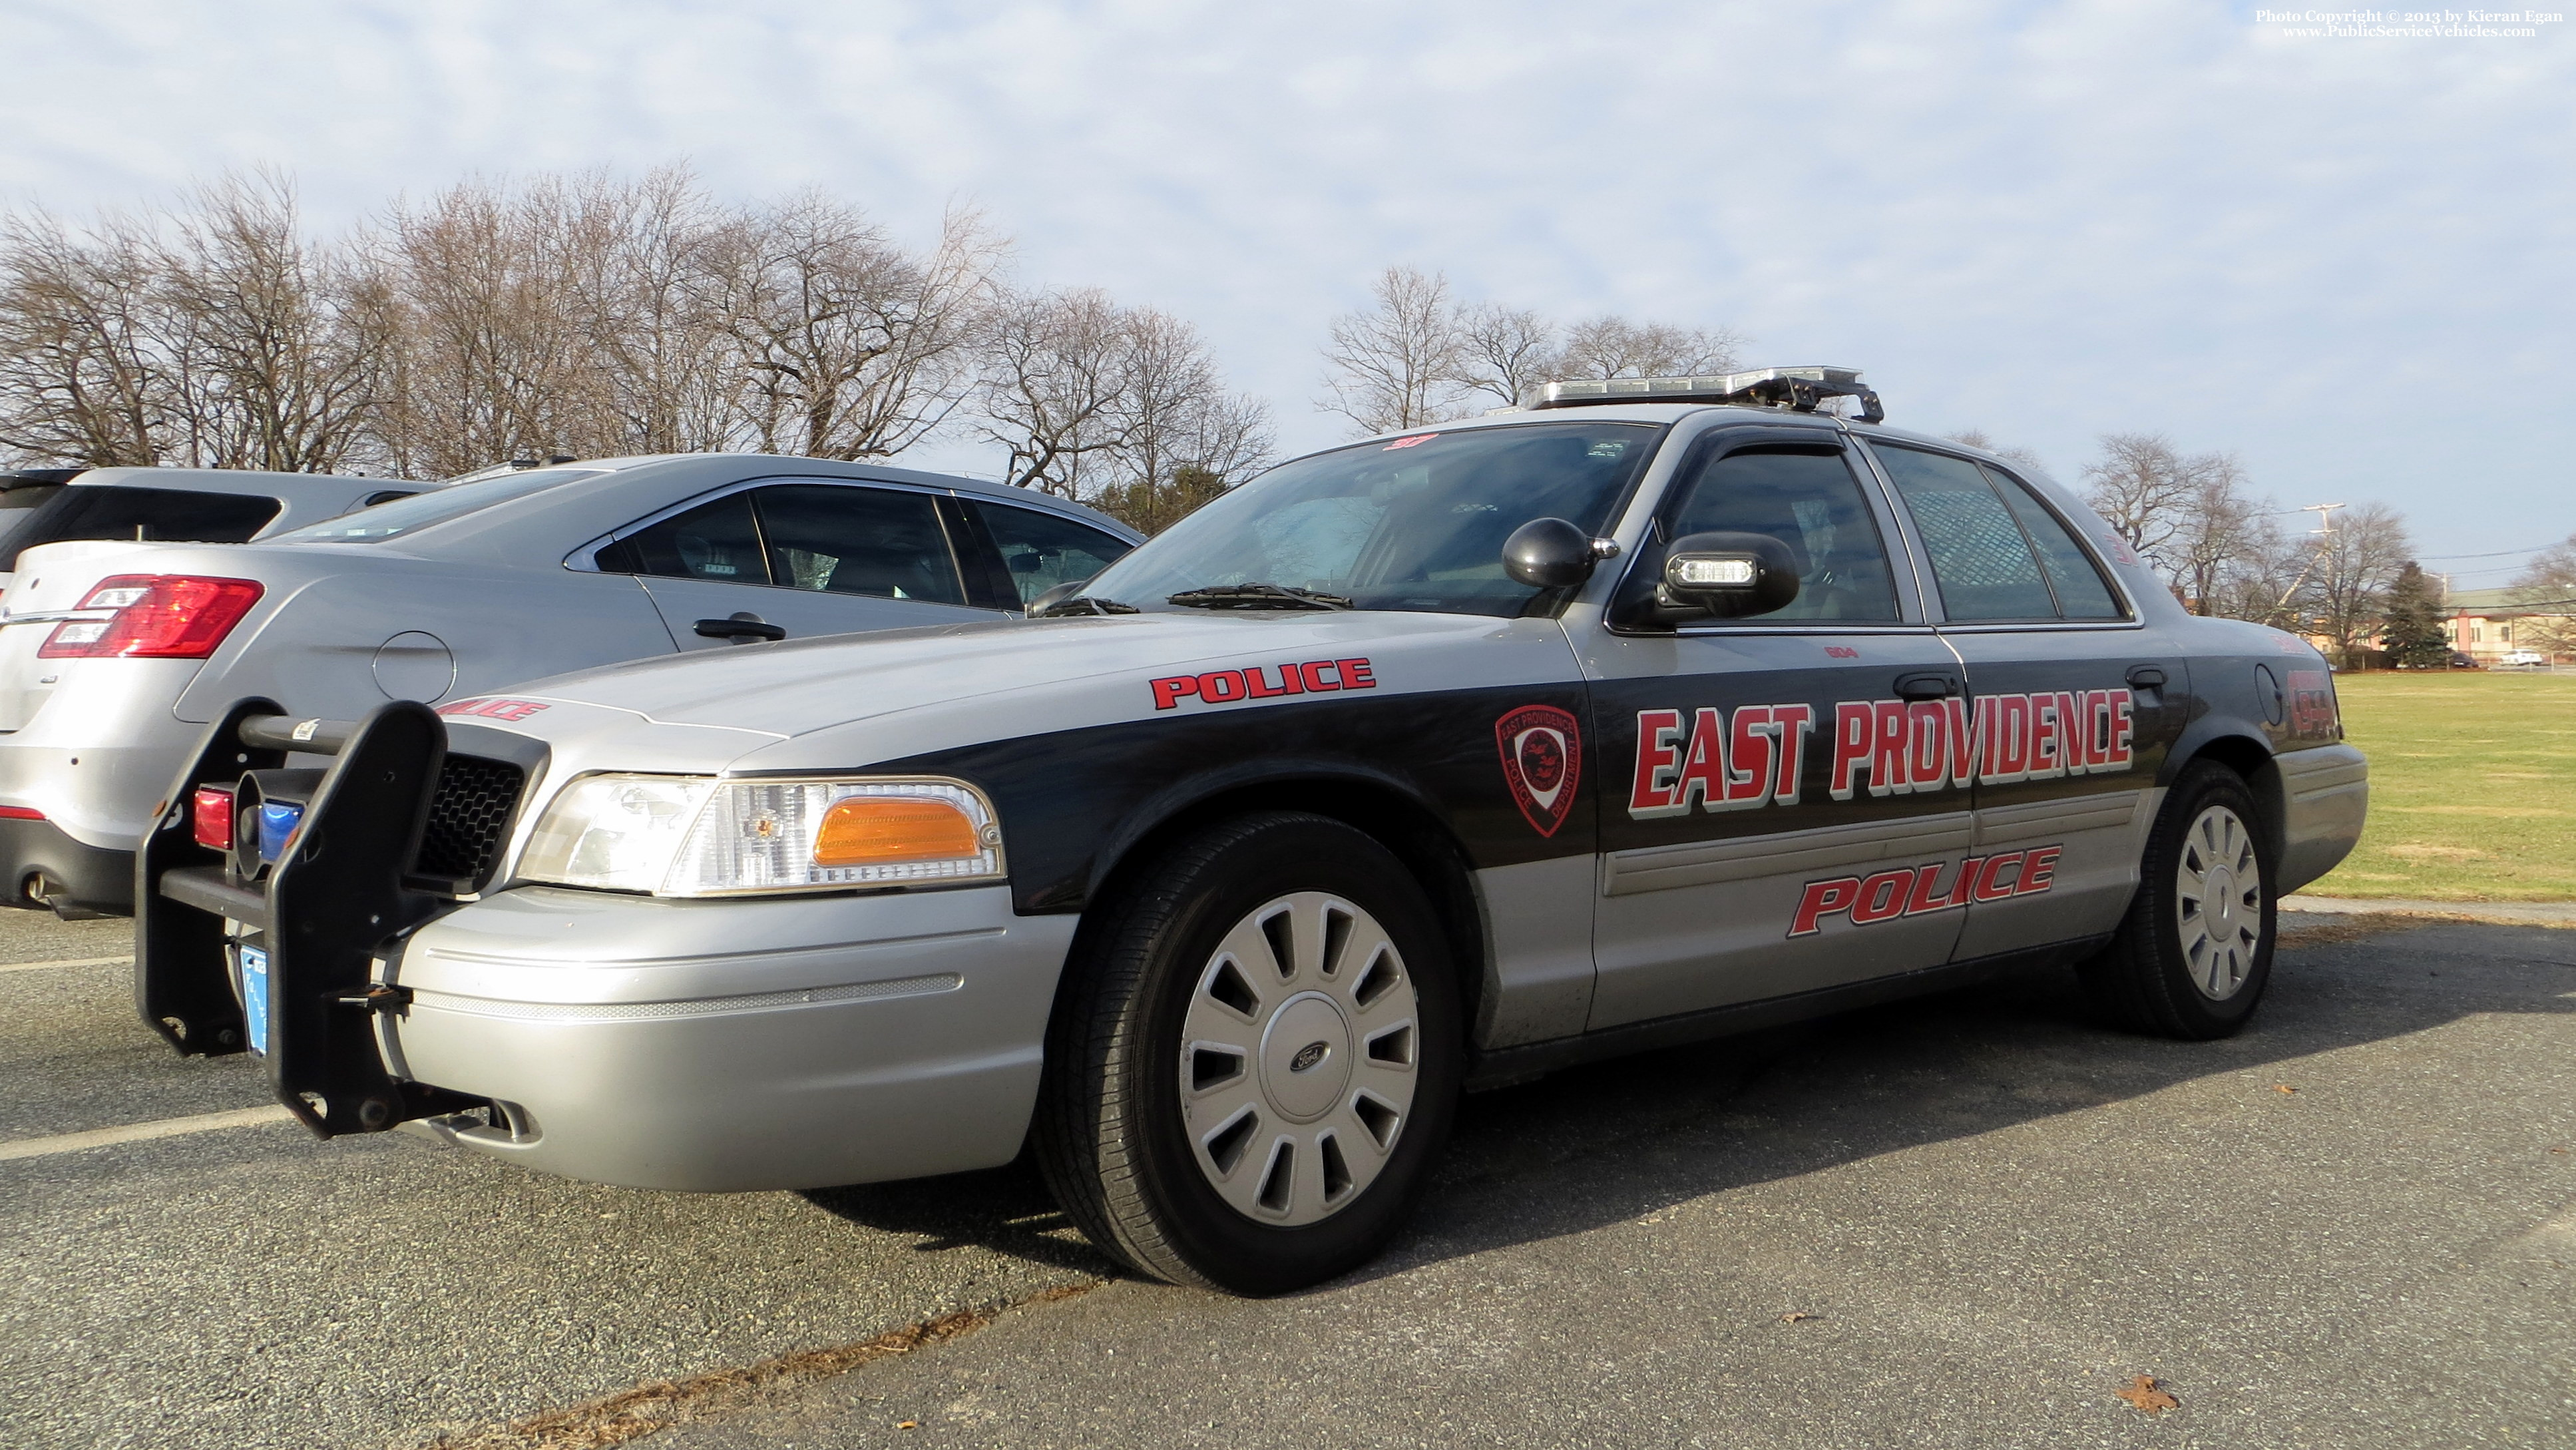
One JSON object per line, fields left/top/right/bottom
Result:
{"left": 2418, "top": 546, "right": 2544, "bottom": 561}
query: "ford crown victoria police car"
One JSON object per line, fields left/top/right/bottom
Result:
{"left": 137, "top": 367, "right": 2367, "bottom": 1294}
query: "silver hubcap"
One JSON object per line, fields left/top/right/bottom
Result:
{"left": 1180, "top": 891, "right": 1419, "bottom": 1226}
{"left": 2177, "top": 804, "right": 2263, "bottom": 999}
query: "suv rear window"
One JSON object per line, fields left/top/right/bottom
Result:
{"left": 0, "top": 486, "right": 283, "bottom": 572}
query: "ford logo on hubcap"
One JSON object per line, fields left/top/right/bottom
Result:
{"left": 1289, "top": 1041, "right": 1331, "bottom": 1073}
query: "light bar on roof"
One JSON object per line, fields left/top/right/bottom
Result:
{"left": 1530, "top": 365, "right": 1883, "bottom": 423}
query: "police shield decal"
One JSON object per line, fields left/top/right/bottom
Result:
{"left": 1495, "top": 704, "right": 1582, "bottom": 837}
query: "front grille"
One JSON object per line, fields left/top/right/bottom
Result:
{"left": 412, "top": 754, "right": 527, "bottom": 884}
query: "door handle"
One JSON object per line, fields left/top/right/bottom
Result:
{"left": 2125, "top": 664, "right": 2167, "bottom": 691}
{"left": 1894, "top": 672, "right": 1958, "bottom": 701}
{"left": 695, "top": 614, "right": 785, "bottom": 644}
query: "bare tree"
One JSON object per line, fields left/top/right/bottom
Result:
{"left": 2159, "top": 457, "right": 2268, "bottom": 615}
{"left": 2079, "top": 433, "right": 2283, "bottom": 616}
{"left": 2507, "top": 535, "right": 2576, "bottom": 658}
{"left": 2081, "top": 433, "right": 2199, "bottom": 564}
{"left": 158, "top": 173, "right": 395, "bottom": 473}
{"left": 565, "top": 166, "right": 743, "bottom": 455}
{"left": 972, "top": 286, "right": 1140, "bottom": 496}
{"left": 374, "top": 174, "right": 610, "bottom": 477}
{"left": 1452, "top": 303, "right": 1558, "bottom": 410}
{"left": 1553, "top": 316, "right": 1741, "bottom": 380}
{"left": 0, "top": 210, "right": 174, "bottom": 466}
{"left": 1099, "top": 307, "right": 1273, "bottom": 534}
{"left": 2298, "top": 501, "right": 2414, "bottom": 665}
{"left": 712, "top": 198, "right": 1004, "bottom": 461}
{"left": 1318, "top": 266, "right": 1467, "bottom": 434}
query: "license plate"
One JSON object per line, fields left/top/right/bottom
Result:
{"left": 239, "top": 945, "right": 270, "bottom": 1055}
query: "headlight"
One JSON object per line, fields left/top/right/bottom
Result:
{"left": 517, "top": 774, "right": 1004, "bottom": 896}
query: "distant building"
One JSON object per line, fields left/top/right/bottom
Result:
{"left": 2442, "top": 586, "right": 2569, "bottom": 665}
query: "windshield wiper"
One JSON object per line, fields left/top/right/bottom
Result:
{"left": 1164, "top": 583, "right": 1354, "bottom": 611}
{"left": 1036, "top": 595, "right": 1141, "bottom": 617}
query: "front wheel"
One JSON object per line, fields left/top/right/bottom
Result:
{"left": 2079, "top": 761, "right": 2276, "bottom": 1039}
{"left": 1036, "top": 812, "right": 1462, "bottom": 1294}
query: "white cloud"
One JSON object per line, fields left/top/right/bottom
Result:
{"left": 0, "top": 0, "right": 2565, "bottom": 555}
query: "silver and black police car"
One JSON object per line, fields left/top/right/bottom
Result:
{"left": 138, "top": 367, "right": 2368, "bottom": 1294}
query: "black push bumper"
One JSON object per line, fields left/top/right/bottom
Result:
{"left": 136, "top": 700, "right": 527, "bottom": 1138}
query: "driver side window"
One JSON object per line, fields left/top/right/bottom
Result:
{"left": 1663, "top": 446, "right": 1901, "bottom": 622}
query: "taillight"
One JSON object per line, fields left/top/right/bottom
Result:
{"left": 39, "top": 575, "right": 264, "bottom": 659}
{"left": 192, "top": 786, "right": 235, "bottom": 850}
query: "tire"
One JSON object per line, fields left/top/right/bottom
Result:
{"left": 2080, "top": 760, "right": 2277, "bottom": 1040}
{"left": 1036, "top": 812, "right": 1462, "bottom": 1295}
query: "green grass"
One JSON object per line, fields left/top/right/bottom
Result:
{"left": 2305, "top": 670, "right": 2576, "bottom": 901}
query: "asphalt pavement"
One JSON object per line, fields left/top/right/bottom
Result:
{"left": 3, "top": 911, "right": 2569, "bottom": 1449}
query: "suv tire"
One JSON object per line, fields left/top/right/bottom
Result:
{"left": 2080, "top": 760, "right": 2276, "bottom": 1040}
{"left": 1036, "top": 812, "right": 1461, "bottom": 1295}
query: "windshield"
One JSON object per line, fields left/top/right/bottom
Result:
{"left": 1080, "top": 421, "right": 1661, "bottom": 617}
{"left": 267, "top": 468, "right": 602, "bottom": 544}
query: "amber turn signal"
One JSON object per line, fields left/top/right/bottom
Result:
{"left": 811, "top": 797, "right": 981, "bottom": 867}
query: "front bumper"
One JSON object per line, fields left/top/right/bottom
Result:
{"left": 136, "top": 700, "right": 1080, "bottom": 1194}
{"left": 387, "top": 884, "right": 1077, "bottom": 1191}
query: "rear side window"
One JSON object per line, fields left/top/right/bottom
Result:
{"left": 603, "top": 494, "right": 765, "bottom": 582}
{"left": 598, "top": 484, "right": 971, "bottom": 606}
{"left": 751, "top": 485, "right": 966, "bottom": 605}
{"left": 1663, "top": 445, "right": 1900, "bottom": 622}
{"left": 1994, "top": 475, "right": 2124, "bottom": 618}
{"left": 0, "top": 487, "right": 282, "bottom": 571}
{"left": 1872, "top": 445, "right": 2064, "bottom": 621}
{"left": 970, "top": 501, "right": 1135, "bottom": 606}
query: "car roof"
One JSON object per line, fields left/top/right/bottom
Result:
{"left": 1321, "top": 404, "right": 2063, "bottom": 485}
{"left": 65, "top": 467, "right": 429, "bottom": 499}
{"left": 559, "top": 453, "right": 1144, "bottom": 541}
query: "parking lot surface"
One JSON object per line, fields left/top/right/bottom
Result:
{"left": 4, "top": 913, "right": 2569, "bottom": 1449}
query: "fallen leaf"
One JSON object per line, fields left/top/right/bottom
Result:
{"left": 2115, "top": 1375, "right": 2180, "bottom": 1415}
{"left": 2273, "top": 1084, "right": 2298, "bottom": 1095}
{"left": 1779, "top": 1311, "right": 1817, "bottom": 1324}
{"left": 897, "top": 1420, "right": 919, "bottom": 1430}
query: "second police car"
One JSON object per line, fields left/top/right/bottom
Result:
{"left": 137, "top": 367, "right": 2368, "bottom": 1294}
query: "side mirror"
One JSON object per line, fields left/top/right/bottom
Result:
{"left": 1655, "top": 531, "right": 1800, "bottom": 620}
{"left": 1502, "top": 517, "right": 1615, "bottom": 589}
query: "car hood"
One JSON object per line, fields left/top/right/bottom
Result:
{"left": 477, "top": 610, "right": 1578, "bottom": 764}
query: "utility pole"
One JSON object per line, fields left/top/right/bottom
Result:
{"left": 2272, "top": 503, "right": 2348, "bottom": 636}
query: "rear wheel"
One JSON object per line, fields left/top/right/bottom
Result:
{"left": 2080, "top": 761, "right": 2276, "bottom": 1039}
{"left": 1036, "top": 812, "right": 1461, "bottom": 1294}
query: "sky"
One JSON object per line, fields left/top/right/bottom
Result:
{"left": 3, "top": 1, "right": 2568, "bottom": 575}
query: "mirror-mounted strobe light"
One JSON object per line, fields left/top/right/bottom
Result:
{"left": 1527, "top": 365, "right": 1884, "bottom": 423}
{"left": 1669, "top": 556, "right": 1758, "bottom": 588}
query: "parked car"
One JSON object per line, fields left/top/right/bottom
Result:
{"left": 0, "top": 467, "right": 432, "bottom": 598}
{"left": 0, "top": 455, "right": 1138, "bottom": 915}
{"left": 138, "top": 367, "right": 2367, "bottom": 1294}
{"left": 2500, "top": 650, "right": 2547, "bottom": 668}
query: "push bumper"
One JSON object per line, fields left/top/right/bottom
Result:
{"left": 387, "top": 885, "right": 1077, "bottom": 1191}
{"left": 136, "top": 699, "right": 1078, "bottom": 1192}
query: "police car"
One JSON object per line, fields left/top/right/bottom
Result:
{"left": 137, "top": 367, "right": 2368, "bottom": 1294}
